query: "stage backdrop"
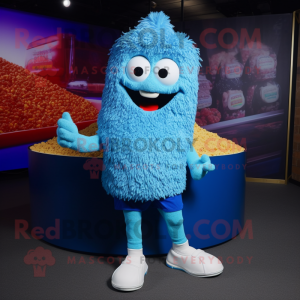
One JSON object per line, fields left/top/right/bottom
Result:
{"left": 175, "top": 14, "right": 294, "bottom": 180}
{"left": 0, "top": 7, "right": 120, "bottom": 171}
{"left": 0, "top": 10, "right": 295, "bottom": 180}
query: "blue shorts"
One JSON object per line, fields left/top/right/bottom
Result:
{"left": 114, "top": 194, "right": 183, "bottom": 212}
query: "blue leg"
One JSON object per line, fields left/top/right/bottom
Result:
{"left": 112, "top": 210, "right": 148, "bottom": 291}
{"left": 123, "top": 210, "right": 143, "bottom": 249}
{"left": 157, "top": 209, "right": 187, "bottom": 245}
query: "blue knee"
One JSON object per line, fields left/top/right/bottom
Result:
{"left": 158, "top": 209, "right": 187, "bottom": 244}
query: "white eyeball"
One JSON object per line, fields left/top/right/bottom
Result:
{"left": 126, "top": 56, "right": 151, "bottom": 82}
{"left": 153, "top": 59, "right": 180, "bottom": 86}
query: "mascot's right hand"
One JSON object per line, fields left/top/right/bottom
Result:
{"left": 57, "top": 112, "right": 80, "bottom": 151}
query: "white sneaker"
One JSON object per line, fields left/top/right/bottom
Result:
{"left": 111, "top": 249, "right": 148, "bottom": 291}
{"left": 166, "top": 241, "right": 224, "bottom": 277}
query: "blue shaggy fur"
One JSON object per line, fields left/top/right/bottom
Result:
{"left": 97, "top": 12, "right": 200, "bottom": 201}
{"left": 57, "top": 12, "right": 204, "bottom": 201}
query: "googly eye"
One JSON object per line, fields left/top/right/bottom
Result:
{"left": 154, "top": 59, "right": 180, "bottom": 86}
{"left": 126, "top": 56, "right": 151, "bottom": 82}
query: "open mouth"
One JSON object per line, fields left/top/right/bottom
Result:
{"left": 123, "top": 85, "right": 178, "bottom": 111}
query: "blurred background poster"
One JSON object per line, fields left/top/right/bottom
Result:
{"left": 0, "top": 7, "right": 120, "bottom": 170}
{"left": 176, "top": 14, "right": 293, "bottom": 179}
{"left": 0, "top": 7, "right": 120, "bottom": 102}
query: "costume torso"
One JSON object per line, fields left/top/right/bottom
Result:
{"left": 98, "top": 88, "right": 196, "bottom": 201}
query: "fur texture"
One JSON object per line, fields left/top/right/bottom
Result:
{"left": 98, "top": 12, "right": 200, "bottom": 201}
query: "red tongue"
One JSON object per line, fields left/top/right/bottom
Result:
{"left": 139, "top": 104, "right": 159, "bottom": 111}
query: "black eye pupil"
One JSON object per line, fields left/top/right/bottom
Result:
{"left": 158, "top": 68, "right": 168, "bottom": 78}
{"left": 134, "top": 67, "right": 143, "bottom": 77}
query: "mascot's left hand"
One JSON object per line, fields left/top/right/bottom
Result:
{"left": 189, "top": 154, "right": 215, "bottom": 180}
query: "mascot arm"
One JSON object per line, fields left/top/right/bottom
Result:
{"left": 57, "top": 112, "right": 101, "bottom": 153}
{"left": 186, "top": 145, "right": 215, "bottom": 180}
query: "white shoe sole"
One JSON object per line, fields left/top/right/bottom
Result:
{"left": 166, "top": 260, "right": 223, "bottom": 277}
{"left": 112, "top": 283, "right": 144, "bottom": 292}
{"left": 111, "top": 270, "right": 148, "bottom": 292}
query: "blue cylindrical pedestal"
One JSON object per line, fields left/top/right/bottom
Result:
{"left": 28, "top": 149, "right": 245, "bottom": 255}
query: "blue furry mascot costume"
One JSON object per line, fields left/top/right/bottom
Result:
{"left": 57, "top": 12, "right": 224, "bottom": 291}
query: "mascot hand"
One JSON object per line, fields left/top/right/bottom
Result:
{"left": 189, "top": 154, "right": 215, "bottom": 180}
{"left": 57, "top": 112, "right": 79, "bottom": 150}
